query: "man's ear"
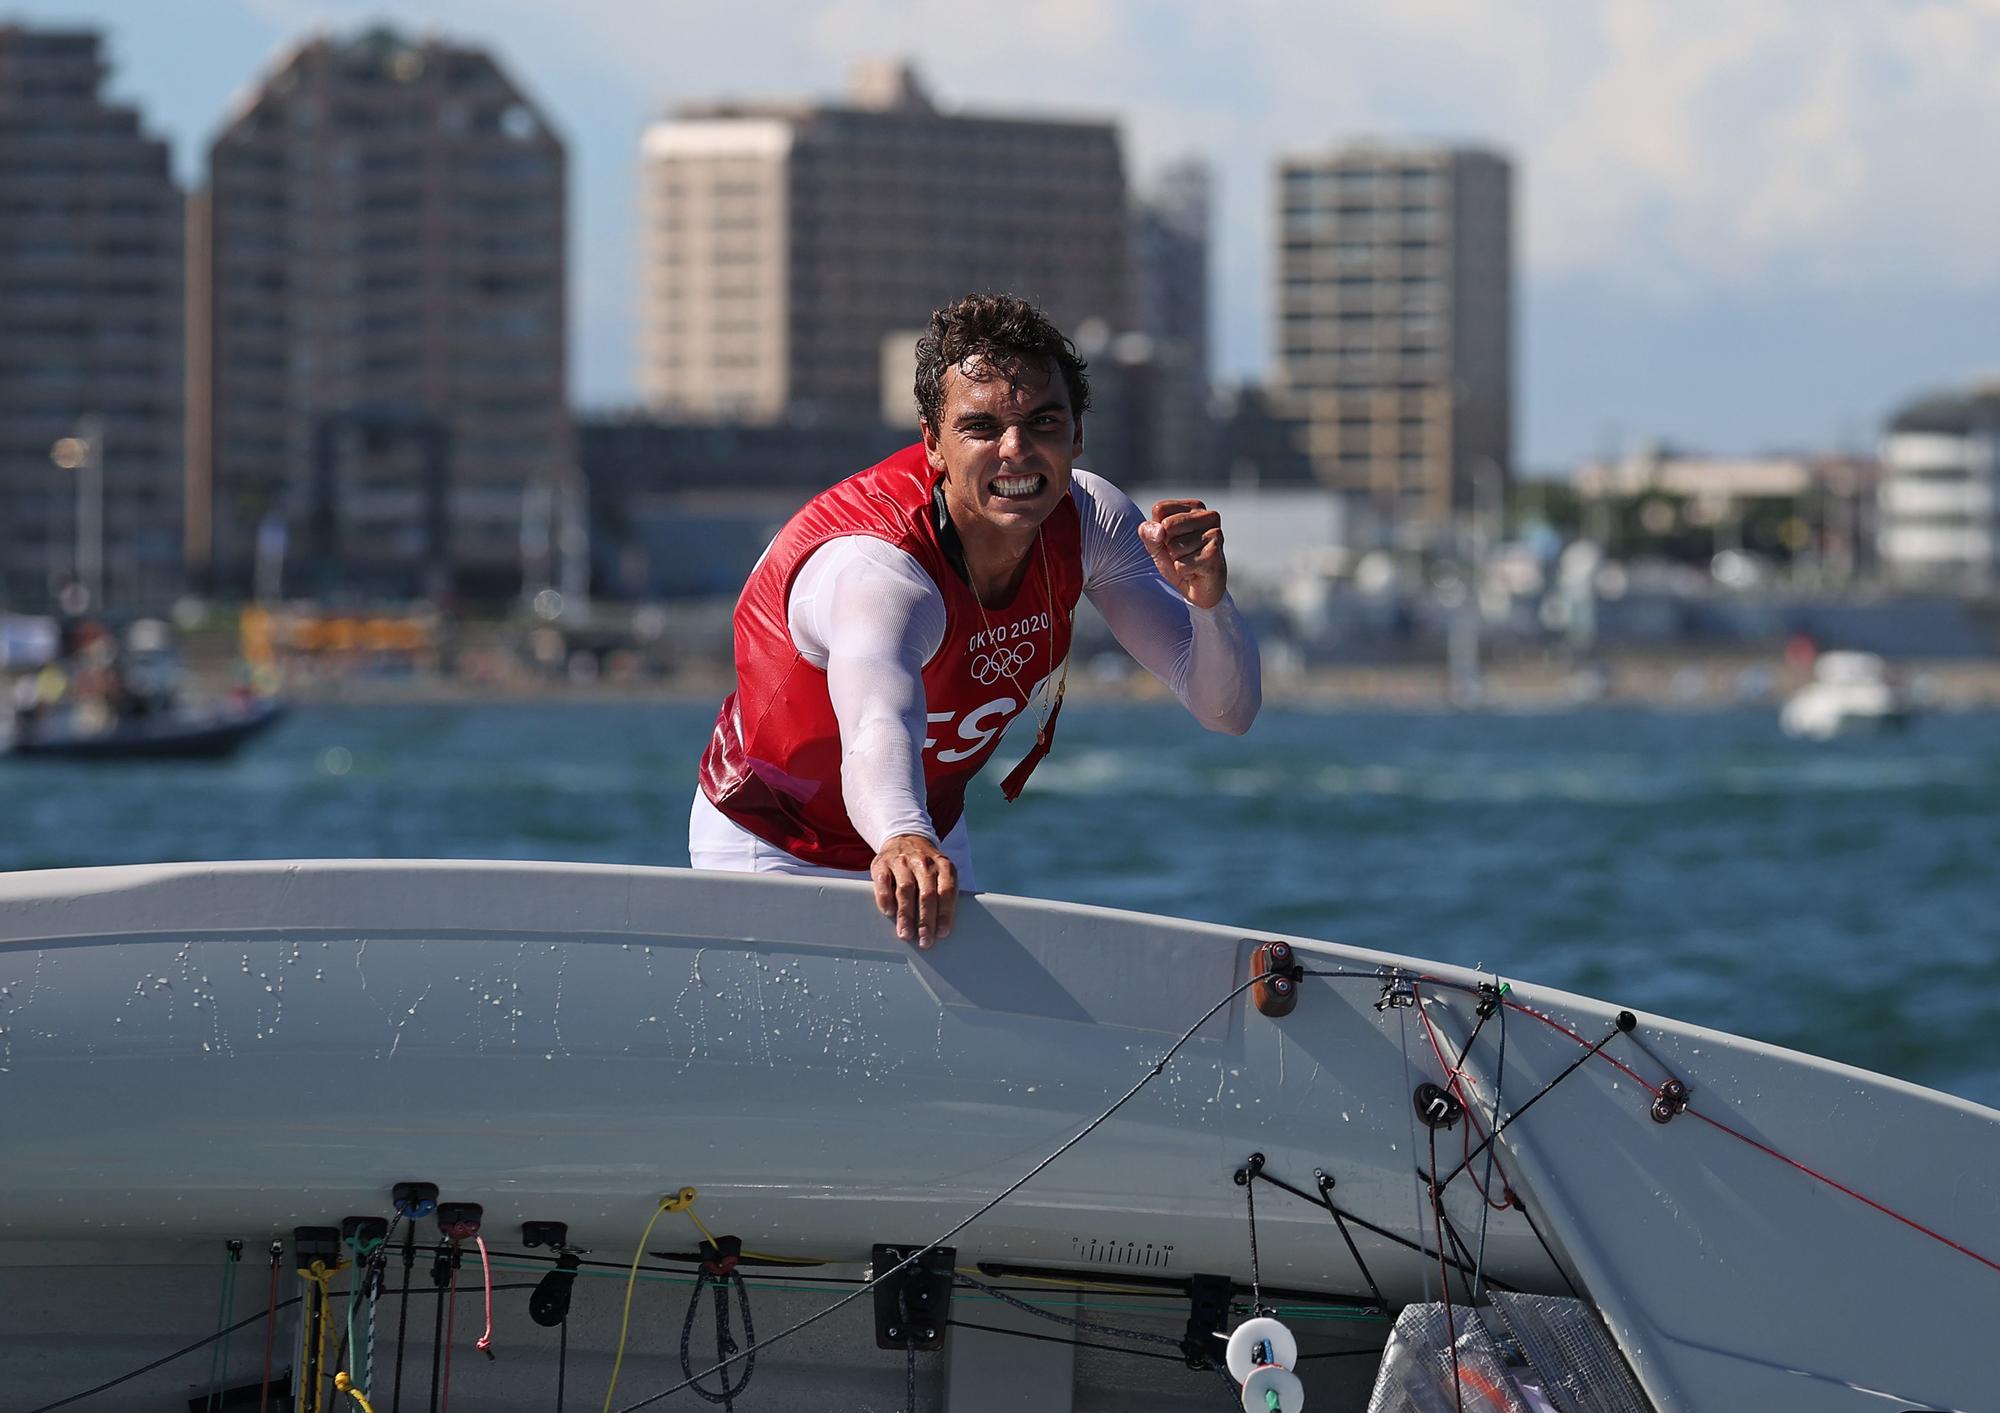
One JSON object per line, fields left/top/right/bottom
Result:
{"left": 920, "top": 418, "right": 946, "bottom": 474}
{"left": 1071, "top": 413, "right": 1085, "bottom": 460}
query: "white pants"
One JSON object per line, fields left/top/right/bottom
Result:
{"left": 687, "top": 788, "right": 978, "bottom": 891}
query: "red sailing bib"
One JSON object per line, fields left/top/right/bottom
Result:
{"left": 698, "top": 443, "right": 1084, "bottom": 870}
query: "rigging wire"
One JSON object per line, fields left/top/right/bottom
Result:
{"left": 1395, "top": 1002, "right": 1432, "bottom": 1306}
{"left": 608, "top": 971, "right": 1266, "bottom": 1413}
{"left": 22, "top": 1296, "right": 305, "bottom": 1413}
{"left": 1472, "top": 993, "right": 1507, "bottom": 1302}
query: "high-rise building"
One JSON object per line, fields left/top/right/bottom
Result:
{"left": 1878, "top": 385, "right": 2000, "bottom": 591}
{"left": 1274, "top": 144, "right": 1511, "bottom": 543}
{"left": 0, "top": 26, "right": 183, "bottom": 611}
{"left": 191, "top": 26, "right": 567, "bottom": 598}
{"left": 1132, "top": 158, "right": 1211, "bottom": 483}
{"left": 638, "top": 61, "right": 1133, "bottom": 424}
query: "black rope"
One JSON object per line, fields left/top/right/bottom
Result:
{"left": 677, "top": 1268, "right": 756, "bottom": 1405}
{"left": 1472, "top": 991, "right": 1508, "bottom": 1300}
{"left": 392, "top": 1232, "right": 415, "bottom": 1413}
{"left": 1437, "top": 1018, "right": 1625, "bottom": 1194}
{"left": 557, "top": 1318, "right": 568, "bottom": 1413}
{"left": 902, "top": 1287, "right": 918, "bottom": 1413}
{"left": 1249, "top": 1166, "right": 1521, "bottom": 1293}
{"left": 953, "top": 1271, "right": 1190, "bottom": 1354}
{"left": 427, "top": 1247, "right": 449, "bottom": 1413}
{"left": 21, "top": 1297, "right": 303, "bottom": 1413}
{"left": 610, "top": 972, "right": 1267, "bottom": 1413}
{"left": 1244, "top": 1168, "right": 1265, "bottom": 1314}
{"left": 1319, "top": 1183, "right": 1388, "bottom": 1310}
{"left": 1426, "top": 1126, "right": 1466, "bottom": 1413}
{"left": 943, "top": 1317, "right": 1186, "bottom": 1362}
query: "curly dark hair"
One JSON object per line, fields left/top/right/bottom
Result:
{"left": 913, "top": 293, "right": 1091, "bottom": 431}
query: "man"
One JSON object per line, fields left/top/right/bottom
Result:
{"left": 693, "top": 294, "right": 1260, "bottom": 946}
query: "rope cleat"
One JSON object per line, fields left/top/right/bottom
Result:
{"left": 1375, "top": 970, "right": 1417, "bottom": 1011}
{"left": 292, "top": 1226, "right": 342, "bottom": 1270}
{"left": 1251, "top": 940, "right": 1304, "bottom": 1018}
{"left": 699, "top": 1234, "right": 743, "bottom": 1277}
{"left": 436, "top": 1201, "right": 482, "bottom": 1242}
{"left": 391, "top": 1181, "right": 438, "bottom": 1219}
{"left": 521, "top": 1220, "right": 569, "bottom": 1250}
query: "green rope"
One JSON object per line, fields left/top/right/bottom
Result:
{"left": 345, "top": 1234, "right": 387, "bottom": 1389}
{"left": 205, "top": 1243, "right": 240, "bottom": 1411}
{"left": 480, "top": 1258, "right": 1389, "bottom": 1322}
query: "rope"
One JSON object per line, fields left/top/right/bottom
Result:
{"left": 1395, "top": 1003, "right": 1432, "bottom": 1305}
{"left": 610, "top": 972, "right": 1265, "bottom": 1413}
{"left": 1472, "top": 994, "right": 1507, "bottom": 1302}
{"left": 426, "top": 1248, "right": 448, "bottom": 1413}
{"left": 298, "top": 1260, "right": 344, "bottom": 1413}
{"left": 1243, "top": 1168, "right": 1265, "bottom": 1314}
{"left": 601, "top": 1196, "right": 677, "bottom": 1413}
{"left": 391, "top": 1234, "right": 415, "bottom": 1413}
{"left": 472, "top": 1235, "right": 495, "bottom": 1359}
{"left": 1427, "top": 1126, "right": 1464, "bottom": 1413}
{"left": 22, "top": 1295, "right": 305, "bottom": 1413}
{"left": 333, "top": 1372, "right": 377, "bottom": 1413}
{"left": 676, "top": 1268, "right": 755, "bottom": 1406}
{"left": 439, "top": 1265, "right": 458, "bottom": 1413}
{"left": 207, "top": 1240, "right": 241, "bottom": 1411}
{"left": 260, "top": 1244, "right": 283, "bottom": 1413}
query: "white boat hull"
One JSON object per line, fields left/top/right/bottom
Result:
{"left": 1, "top": 861, "right": 1996, "bottom": 1411}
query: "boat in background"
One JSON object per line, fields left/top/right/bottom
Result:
{"left": 4, "top": 691, "right": 286, "bottom": 760}
{"left": 3, "top": 614, "right": 286, "bottom": 761}
{"left": 1780, "top": 649, "right": 1915, "bottom": 740}
{"left": 0, "top": 862, "right": 1994, "bottom": 1411}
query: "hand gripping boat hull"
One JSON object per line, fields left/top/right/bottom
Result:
{"left": 0, "top": 861, "right": 1994, "bottom": 1411}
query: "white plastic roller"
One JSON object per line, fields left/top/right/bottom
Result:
{"left": 1224, "top": 1315, "right": 1299, "bottom": 1381}
{"left": 1240, "top": 1364, "right": 1306, "bottom": 1413}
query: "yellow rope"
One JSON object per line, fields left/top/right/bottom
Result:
{"left": 671, "top": 1187, "right": 826, "bottom": 1265}
{"left": 333, "top": 1372, "right": 377, "bottom": 1413}
{"left": 295, "top": 1260, "right": 345, "bottom": 1413}
{"left": 600, "top": 1194, "right": 681, "bottom": 1413}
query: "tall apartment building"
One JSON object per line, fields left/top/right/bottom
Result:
{"left": 638, "top": 62, "right": 1132, "bottom": 425}
{"left": 1274, "top": 145, "right": 1511, "bottom": 543}
{"left": 1133, "top": 158, "right": 1212, "bottom": 484}
{"left": 1877, "top": 385, "right": 2000, "bottom": 591}
{"left": 0, "top": 26, "right": 183, "bottom": 611}
{"left": 191, "top": 26, "right": 566, "bottom": 598}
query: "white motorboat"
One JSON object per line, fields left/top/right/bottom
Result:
{"left": 1780, "top": 650, "right": 1915, "bottom": 740}
{"left": 0, "top": 861, "right": 1994, "bottom": 1411}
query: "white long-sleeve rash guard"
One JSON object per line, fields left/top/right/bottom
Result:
{"left": 785, "top": 470, "right": 1261, "bottom": 852}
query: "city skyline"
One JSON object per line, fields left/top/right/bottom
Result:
{"left": 6, "top": 0, "right": 1999, "bottom": 470}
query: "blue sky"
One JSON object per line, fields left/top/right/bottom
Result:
{"left": 13, "top": 0, "right": 1998, "bottom": 469}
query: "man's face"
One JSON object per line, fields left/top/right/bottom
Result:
{"left": 922, "top": 356, "right": 1083, "bottom": 544}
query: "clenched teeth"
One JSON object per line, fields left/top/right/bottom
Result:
{"left": 991, "top": 474, "right": 1045, "bottom": 498}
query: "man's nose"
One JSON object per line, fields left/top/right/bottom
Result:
{"left": 998, "top": 424, "right": 1029, "bottom": 459}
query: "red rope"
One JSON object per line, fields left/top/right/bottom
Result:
{"left": 1487, "top": 992, "right": 2000, "bottom": 1278}
{"left": 1688, "top": 1108, "right": 2000, "bottom": 1275}
{"left": 473, "top": 1234, "right": 495, "bottom": 1358}
{"left": 1427, "top": 1125, "right": 1465, "bottom": 1413}
{"left": 1414, "top": 987, "right": 1515, "bottom": 1209}
{"left": 257, "top": 1257, "right": 279, "bottom": 1413}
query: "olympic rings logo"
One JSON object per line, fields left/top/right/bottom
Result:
{"left": 971, "top": 641, "right": 1036, "bottom": 684}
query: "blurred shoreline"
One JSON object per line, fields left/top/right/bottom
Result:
{"left": 192, "top": 650, "right": 2000, "bottom": 712}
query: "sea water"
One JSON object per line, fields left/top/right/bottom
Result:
{"left": 2, "top": 700, "right": 1995, "bottom": 1107}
